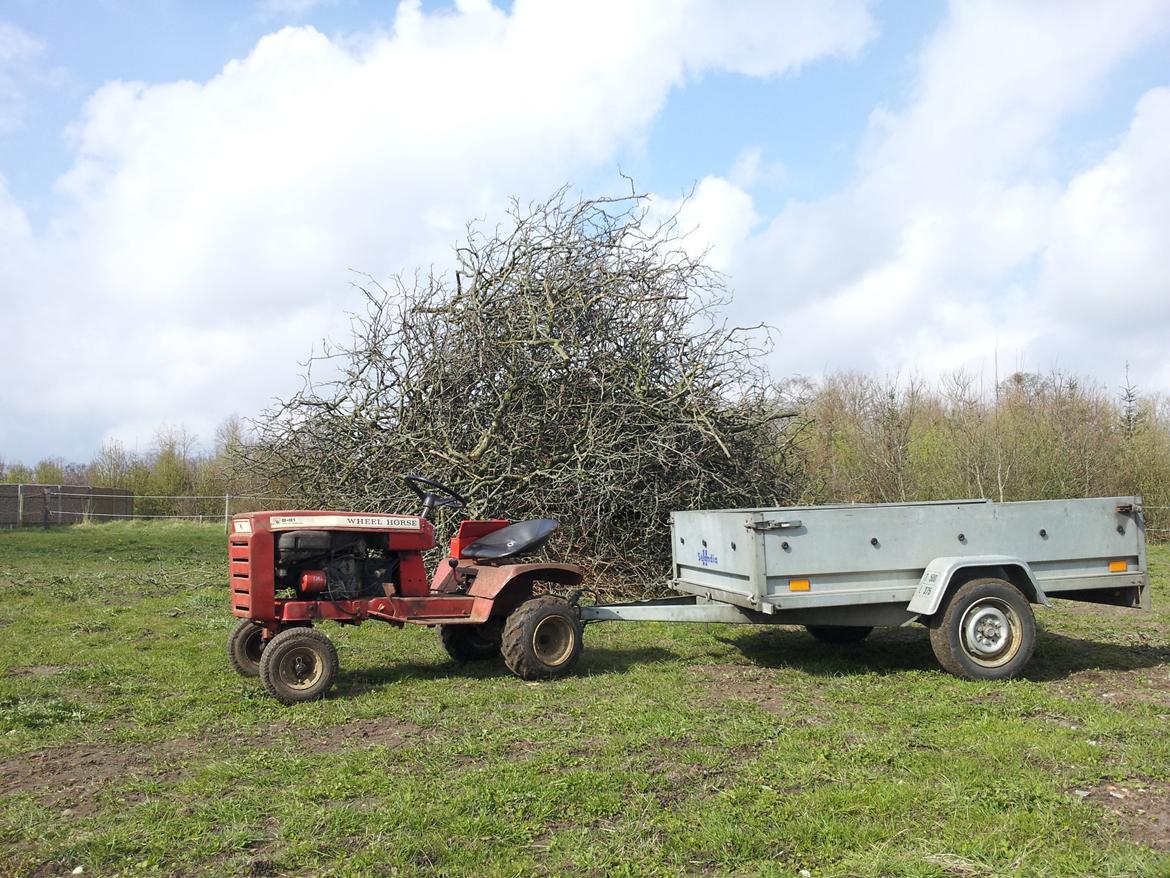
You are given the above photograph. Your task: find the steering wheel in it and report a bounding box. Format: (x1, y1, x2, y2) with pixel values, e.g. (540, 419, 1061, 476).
(402, 474, 468, 516)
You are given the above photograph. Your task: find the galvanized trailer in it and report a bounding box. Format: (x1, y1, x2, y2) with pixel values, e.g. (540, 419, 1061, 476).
(579, 496, 1150, 680)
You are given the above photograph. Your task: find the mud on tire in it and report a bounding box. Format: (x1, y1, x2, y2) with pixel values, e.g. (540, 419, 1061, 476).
(929, 577, 1036, 681)
(259, 627, 339, 704)
(501, 595, 583, 680)
(227, 619, 266, 677)
(439, 621, 503, 662)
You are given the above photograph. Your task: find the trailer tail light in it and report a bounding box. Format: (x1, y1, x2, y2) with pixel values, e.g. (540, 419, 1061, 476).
(1109, 560, 1127, 572)
(789, 579, 811, 592)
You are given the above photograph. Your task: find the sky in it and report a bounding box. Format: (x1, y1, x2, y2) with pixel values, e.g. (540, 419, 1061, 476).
(1, 0, 1169, 466)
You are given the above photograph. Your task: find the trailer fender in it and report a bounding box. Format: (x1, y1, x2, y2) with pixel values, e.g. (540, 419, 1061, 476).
(907, 555, 1049, 617)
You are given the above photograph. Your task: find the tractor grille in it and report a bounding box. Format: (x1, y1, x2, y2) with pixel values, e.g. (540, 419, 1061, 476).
(229, 536, 252, 616)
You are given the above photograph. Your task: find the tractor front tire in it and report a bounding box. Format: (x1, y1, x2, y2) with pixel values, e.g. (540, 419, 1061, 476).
(805, 625, 874, 645)
(259, 627, 339, 704)
(929, 578, 1035, 681)
(502, 596, 583, 681)
(227, 619, 266, 677)
(439, 621, 503, 662)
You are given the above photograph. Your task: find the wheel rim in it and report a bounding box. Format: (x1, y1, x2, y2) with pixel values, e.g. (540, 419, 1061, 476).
(277, 645, 324, 690)
(959, 599, 1022, 668)
(531, 615, 574, 667)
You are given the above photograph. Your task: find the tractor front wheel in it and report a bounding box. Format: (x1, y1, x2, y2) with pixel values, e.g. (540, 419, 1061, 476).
(502, 596, 583, 681)
(227, 619, 266, 677)
(259, 628, 339, 704)
(439, 621, 503, 662)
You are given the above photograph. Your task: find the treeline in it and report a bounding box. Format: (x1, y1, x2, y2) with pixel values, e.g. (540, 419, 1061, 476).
(3, 372, 1167, 535)
(786, 371, 1169, 537)
(0, 418, 269, 516)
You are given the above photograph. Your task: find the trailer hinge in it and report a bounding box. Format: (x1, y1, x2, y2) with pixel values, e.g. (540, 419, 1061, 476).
(747, 519, 803, 532)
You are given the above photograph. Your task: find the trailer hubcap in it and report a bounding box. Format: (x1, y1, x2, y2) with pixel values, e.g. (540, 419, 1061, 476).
(960, 600, 1020, 666)
(278, 646, 324, 690)
(532, 616, 574, 667)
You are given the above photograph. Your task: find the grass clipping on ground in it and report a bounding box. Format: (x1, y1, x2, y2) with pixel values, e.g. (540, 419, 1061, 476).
(0, 521, 1168, 878)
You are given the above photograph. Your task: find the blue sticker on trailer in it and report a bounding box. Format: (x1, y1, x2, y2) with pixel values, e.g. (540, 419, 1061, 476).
(697, 548, 718, 566)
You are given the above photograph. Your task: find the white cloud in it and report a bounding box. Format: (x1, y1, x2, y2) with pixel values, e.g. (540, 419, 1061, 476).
(1041, 87, 1170, 326)
(0, 21, 44, 133)
(0, 0, 876, 461)
(706, 0, 1170, 388)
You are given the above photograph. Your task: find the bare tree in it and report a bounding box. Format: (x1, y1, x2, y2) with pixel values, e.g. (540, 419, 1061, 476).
(243, 188, 801, 588)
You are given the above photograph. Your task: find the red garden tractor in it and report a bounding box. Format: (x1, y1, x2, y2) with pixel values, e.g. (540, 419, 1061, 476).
(227, 475, 586, 703)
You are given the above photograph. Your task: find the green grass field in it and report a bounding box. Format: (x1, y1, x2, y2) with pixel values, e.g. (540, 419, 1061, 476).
(1, 522, 1168, 878)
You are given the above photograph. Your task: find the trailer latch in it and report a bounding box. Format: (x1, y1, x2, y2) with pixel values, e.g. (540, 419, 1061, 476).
(747, 519, 803, 532)
(1115, 503, 1142, 515)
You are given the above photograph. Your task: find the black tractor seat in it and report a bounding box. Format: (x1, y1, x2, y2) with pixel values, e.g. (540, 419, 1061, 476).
(461, 518, 559, 562)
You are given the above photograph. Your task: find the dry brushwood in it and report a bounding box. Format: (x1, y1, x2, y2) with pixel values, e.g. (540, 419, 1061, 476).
(241, 187, 802, 592)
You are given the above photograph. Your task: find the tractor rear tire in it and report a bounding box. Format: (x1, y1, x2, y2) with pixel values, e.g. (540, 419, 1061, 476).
(928, 578, 1035, 681)
(228, 619, 266, 677)
(805, 625, 874, 644)
(501, 596, 582, 681)
(259, 627, 339, 704)
(439, 621, 503, 662)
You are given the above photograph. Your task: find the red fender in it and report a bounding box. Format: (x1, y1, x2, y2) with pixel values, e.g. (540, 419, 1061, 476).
(466, 562, 585, 620)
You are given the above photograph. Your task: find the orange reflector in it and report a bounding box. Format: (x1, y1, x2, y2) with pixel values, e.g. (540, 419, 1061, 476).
(1109, 560, 1127, 572)
(789, 579, 811, 592)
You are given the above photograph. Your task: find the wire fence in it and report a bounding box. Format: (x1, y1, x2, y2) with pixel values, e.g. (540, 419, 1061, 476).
(0, 486, 315, 531)
(4, 488, 1169, 538)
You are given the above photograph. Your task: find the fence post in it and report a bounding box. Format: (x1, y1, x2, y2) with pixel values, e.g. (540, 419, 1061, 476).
(224, 494, 231, 534)
(16, 484, 23, 527)
(42, 489, 50, 529)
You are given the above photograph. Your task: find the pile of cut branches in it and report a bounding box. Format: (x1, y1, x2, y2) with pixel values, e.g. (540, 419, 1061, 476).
(242, 188, 801, 591)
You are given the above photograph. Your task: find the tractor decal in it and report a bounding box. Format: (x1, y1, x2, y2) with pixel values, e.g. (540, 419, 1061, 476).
(268, 515, 422, 531)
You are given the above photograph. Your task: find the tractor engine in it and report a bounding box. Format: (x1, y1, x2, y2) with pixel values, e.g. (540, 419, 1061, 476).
(275, 530, 397, 601)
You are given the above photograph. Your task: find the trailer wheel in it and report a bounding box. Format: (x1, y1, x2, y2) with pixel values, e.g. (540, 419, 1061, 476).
(501, 596, 582, 680)
(259, 627, 339, 704)
(929, 578, 1035, 680)
(439, 621, 503, 662)
(805, 625, 873, 644)
(227, 619, 266, 677)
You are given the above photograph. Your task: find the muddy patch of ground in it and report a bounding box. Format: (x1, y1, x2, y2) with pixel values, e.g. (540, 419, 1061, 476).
(0, 716, 428, 818)
(1055, 667, 1170, 707)
(688, 663, 827, 723)
(6, 665, 65, 678)
(267, 716, 425, 753)
(1070, 780, 1170, 852)
(0, 741, 189, 816)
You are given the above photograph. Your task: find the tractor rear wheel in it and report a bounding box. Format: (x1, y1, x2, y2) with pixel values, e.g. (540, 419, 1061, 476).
(805, 625, 874, 645)
(227, 619, 266, 677)
(501, 596, 583, 680)
(259, 627, 339, 704)
(439, 621, 503, 662)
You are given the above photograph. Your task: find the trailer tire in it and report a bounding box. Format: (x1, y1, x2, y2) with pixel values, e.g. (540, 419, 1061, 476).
(929, 578, 1035, 680)
(227, 619, 265, 677)
(259, 627, 339, 704)
(501, 596, 582, 680)
(805, 625, 873, 644)
(439, 621, 503, 662)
